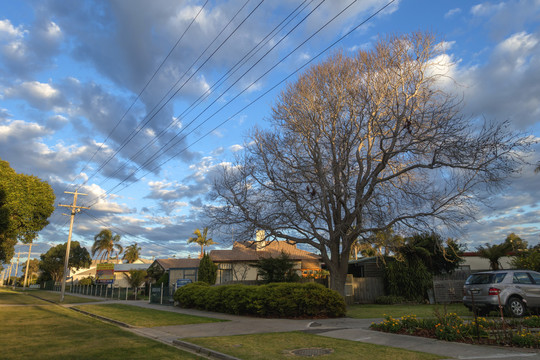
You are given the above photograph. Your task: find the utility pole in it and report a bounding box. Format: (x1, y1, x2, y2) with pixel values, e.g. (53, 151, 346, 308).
(23, 242, 33, 289)
(12, 251, 20, 289)
(7, 261, 13, 286)
(58, 190, 88, 302)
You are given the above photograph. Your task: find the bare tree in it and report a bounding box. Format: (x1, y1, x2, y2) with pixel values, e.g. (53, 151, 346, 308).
(208, 32, 530, 295)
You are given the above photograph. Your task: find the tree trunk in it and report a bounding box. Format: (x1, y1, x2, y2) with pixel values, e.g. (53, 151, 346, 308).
(327, 253, 350, 297)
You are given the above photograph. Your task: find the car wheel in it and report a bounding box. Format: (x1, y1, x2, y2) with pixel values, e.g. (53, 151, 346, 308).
(506, 297, 526, 317)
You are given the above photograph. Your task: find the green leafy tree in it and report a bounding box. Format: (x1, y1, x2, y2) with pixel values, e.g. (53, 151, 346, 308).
(503, 233, 528, 252)
(187, 227, 217, 258)
(477, 242, 512, 270)
(0, 159, 55, 263)
(39, 241, 92, 283)
(511, 248, 540, 272)
(197, 253, 217, 285)
(122, 243, 141, 263)
(123, 269, 147, 300)
(384, 258, 432, 301)
(398, 233, 464, 275)
(91, 228, 123, 263)
(147, 263, 165, 284)
(253, 252, 300, 283)
(21, 258, 40, 283)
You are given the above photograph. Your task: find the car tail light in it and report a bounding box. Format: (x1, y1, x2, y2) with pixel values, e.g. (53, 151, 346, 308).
(488, 288, 500, 295)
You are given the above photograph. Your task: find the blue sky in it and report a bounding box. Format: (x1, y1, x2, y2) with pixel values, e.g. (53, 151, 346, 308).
(1, 0, 540, 266)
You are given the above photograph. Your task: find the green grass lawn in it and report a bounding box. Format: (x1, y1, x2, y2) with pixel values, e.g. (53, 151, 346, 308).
(21, 289, 104, 304)
(347, 303, 470, 319)
(75, 303, 225, 327)
(0, 288, 50, 305)
(187, 332, 445, 360)
(0, 303, 202, 359)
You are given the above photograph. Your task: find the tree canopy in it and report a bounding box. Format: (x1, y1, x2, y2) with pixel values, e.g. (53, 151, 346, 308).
(187, 227, 217, 258)
(91, 228, 123, 263)
(39, 241, 92, 283)
(0, 159, 55, 263)
(208, 32, 529, 295)
(122, 243, 141, 263)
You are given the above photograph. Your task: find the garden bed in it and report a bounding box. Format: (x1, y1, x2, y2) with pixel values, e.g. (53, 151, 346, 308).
(370, 313, 540, 348)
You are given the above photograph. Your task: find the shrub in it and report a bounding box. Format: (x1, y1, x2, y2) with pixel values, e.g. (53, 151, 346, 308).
(198, 253, 217, 285)
(384, 259, 432, 301)
(252, 252, 300, 283)
(78, 276, 94, 286)
(174, 282, 346, 318)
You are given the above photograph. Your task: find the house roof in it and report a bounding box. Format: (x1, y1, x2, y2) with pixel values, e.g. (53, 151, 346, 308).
(114, 263, 151, 272)
(209, 241, 320, 262)
(153, 258, 201, 270)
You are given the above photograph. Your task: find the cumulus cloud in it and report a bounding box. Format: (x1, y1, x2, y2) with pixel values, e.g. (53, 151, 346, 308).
(4, 81, 65, 110)
(453, 31, 540, 129)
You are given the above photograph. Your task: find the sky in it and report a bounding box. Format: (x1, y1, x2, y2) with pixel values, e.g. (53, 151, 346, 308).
(1, 0, 540, 269)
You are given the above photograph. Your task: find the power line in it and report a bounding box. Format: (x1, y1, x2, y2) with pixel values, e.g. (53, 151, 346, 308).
(71, 0, 396, 247)
(84, 0, 263, 190)
(97, 0, 315, 187)
(88, 0, 387, 206)
(81, 210, 187, 258)
(69, 0, 210, 194)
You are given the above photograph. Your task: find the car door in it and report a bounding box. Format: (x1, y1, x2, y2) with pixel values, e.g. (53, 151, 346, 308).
(526, 271, 540, 307)
(513, 272, 540, 307)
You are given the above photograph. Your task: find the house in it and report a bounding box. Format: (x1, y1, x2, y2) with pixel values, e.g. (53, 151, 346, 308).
(71, 258, 153, 285)
(460, 252, 515, 272)
(148, 258, 201, 287)
(149, 240, 322, 286)
(209, 240, 322, 284)
(113, 263, 151, 287)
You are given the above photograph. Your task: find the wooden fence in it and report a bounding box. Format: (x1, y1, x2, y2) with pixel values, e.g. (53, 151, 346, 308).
(350, 277, 385, 304)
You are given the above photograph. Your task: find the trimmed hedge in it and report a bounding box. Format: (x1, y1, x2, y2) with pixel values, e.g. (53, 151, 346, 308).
(174, 282, 346, 318)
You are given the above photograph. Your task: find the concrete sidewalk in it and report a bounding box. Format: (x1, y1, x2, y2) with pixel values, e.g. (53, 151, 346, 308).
(114, 300, 540, 360)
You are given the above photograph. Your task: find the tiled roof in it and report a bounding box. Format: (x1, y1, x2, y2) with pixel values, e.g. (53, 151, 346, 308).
(153, 258, 201, 270)
(209, 241, 320, 262)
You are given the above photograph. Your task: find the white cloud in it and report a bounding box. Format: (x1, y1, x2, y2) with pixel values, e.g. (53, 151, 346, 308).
(444, 8, 461, 18)
(0, 19, 25, 39)
(4, 81, 64, 110)
(229, 144, 243, 152)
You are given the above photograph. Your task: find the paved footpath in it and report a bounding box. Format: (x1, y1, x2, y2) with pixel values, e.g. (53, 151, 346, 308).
(77, 299, 539, 360)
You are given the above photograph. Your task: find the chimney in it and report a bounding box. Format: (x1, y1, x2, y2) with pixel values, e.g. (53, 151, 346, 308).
(255, 230, 265, 251)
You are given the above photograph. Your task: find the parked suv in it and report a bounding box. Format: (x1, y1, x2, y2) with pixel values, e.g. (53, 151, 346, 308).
(463, 270, 540, 317)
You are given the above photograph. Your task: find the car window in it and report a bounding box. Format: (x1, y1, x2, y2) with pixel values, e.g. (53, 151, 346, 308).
(466, 273, 506, 284)
(513, 272, 533, 284)
(528, 272, 540, 284)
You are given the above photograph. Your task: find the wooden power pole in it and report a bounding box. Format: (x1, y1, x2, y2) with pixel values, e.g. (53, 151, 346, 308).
(23, 242, 33, 289)
(58, 190, 88, 302)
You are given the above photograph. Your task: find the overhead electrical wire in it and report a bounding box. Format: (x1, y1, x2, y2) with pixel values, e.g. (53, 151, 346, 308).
(87, 0, 383, 207)
(84, 0, 263, 189)
(72, 0, 397, 250)
(99, 0, 315, 186)
(68, 0, 210, 196)
(86, 0, 329, 207)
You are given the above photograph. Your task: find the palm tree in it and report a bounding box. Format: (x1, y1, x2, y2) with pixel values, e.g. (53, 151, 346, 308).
(477, 242, 512, 270)
(123, 269, 147, 300)
(122, 243, 141, 264)
(187, 227, 217, 258)
(92, 228, 123, 263)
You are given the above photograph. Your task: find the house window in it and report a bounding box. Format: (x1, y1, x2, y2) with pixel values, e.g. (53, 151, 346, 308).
(221, 269, 233, 283)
